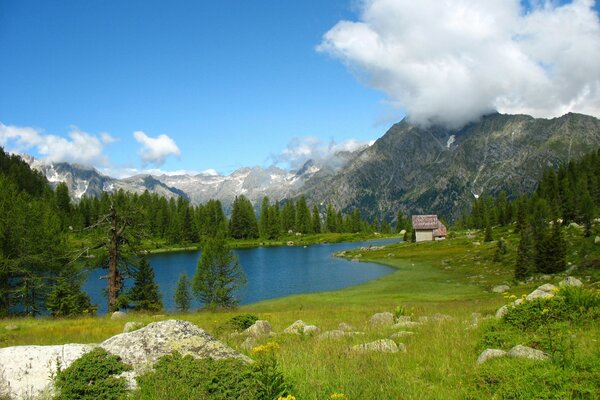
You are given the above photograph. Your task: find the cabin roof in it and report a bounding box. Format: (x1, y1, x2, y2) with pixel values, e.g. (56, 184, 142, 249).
(412, 215, 441, 230)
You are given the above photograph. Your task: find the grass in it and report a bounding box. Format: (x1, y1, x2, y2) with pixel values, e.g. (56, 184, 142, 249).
(2, 225, 599, 399)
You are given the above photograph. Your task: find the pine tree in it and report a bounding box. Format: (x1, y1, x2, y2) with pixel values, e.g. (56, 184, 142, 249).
(484, 217, 493, 242)
(266, 202, 281, 239)
(129, 256, 163, 312)
(350, 209, 362, 233)
(259, 196, 270, 238)
(46, 277, 95, 317)
(536, 221, 566, 274)
(229, 195, 259, 239)
(515, 225, 534, 280)
(174, 273, 192, 312)
(326, 204, 337, 233)
(281, 201, 296, 233)
(311, 205, 321, 234)
(193, 233, 246, 309)
(295, 196, 311, 234)
(396, 210, 408, 233)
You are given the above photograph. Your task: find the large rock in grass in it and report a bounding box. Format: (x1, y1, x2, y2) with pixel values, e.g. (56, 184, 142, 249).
(100, 320, 250, 372)
(477, 349, 507, 364)
(507, 345, 549, 361)
(369, 312, 395, 326)
(0, 344, 95, 399)
(491, 285, 510, 293)
(495, 305, 509, 319)
(244, 320, 272, 338)
(559, 276, 583, 288)
(283, 320, 320, 335)
(526, 284, 557, 301)
(111, 311, 127, 320)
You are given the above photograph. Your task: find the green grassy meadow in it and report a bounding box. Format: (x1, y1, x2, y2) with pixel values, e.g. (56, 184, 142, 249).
(2, 227, 599, 399)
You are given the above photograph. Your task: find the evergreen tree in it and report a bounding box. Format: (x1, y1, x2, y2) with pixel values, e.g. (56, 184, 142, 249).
(536, 221, 567, 274)
(295, 196, 311, 234)
(311, 205, 321, 234)
(129, 256, 163, 312)
(325, 204, 337, 233)
(281, 201, 296, 233)
(484, 217, 493, 242)
(229, 195, 259, 239)
(350, 209, 362, 233)
(174, 273, 192, 312)
(336, 211, 344, 233)
(396, 210, 408, 233)
(259, 196, 270, 238)
(515, 225, 535, 280)
(266, 202, 281, 239)
(193, 233, 246, 309)
(46, 277, 95, 317)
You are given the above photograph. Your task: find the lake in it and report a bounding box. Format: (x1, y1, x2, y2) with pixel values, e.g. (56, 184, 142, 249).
(84, 238, 399, 314)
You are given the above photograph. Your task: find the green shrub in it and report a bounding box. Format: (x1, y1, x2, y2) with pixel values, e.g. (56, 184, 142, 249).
(560, 286, 600, 310)
(216, 313, 258, 335)
(132, 352, 257, 400)
(53, 348, 131, 400)
(251, 341, 293, 400)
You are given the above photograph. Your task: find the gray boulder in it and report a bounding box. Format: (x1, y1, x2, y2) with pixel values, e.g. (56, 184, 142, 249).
(526, 284, 557, 301)
(0, 344, 95, 399)
(369, 312, 395, 326)
(507, 345, 549, 361)
(111, 311, 127, 320)
(491, 285, 510, 293)
(244, 320, 272, 338)
(477, 349, 507, 364)
(100, 320, 251, 372)
(283, 320, 320, 335)
(495, 305, 509, 319)
(4, 324, 18, 331)
(352, 339, 405, 354)
(559, 276, 583, 288)
(123, 321, 145, 333)
(595, 236, 600, 244)
(240, 336, 257, 351)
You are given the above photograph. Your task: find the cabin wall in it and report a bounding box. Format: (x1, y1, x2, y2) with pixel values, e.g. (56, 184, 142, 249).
(415, 230, 433, 242)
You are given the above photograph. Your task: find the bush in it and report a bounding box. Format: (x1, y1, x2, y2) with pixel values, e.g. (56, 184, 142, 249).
(53, 348, 131, 400)
(132, 352, 257, 400)
(216, 313, 259, 335)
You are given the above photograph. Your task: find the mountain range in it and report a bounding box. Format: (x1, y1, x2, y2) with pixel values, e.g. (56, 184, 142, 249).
(23, 112, 600, 221)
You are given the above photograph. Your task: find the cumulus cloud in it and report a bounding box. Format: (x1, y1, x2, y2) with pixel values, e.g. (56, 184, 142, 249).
(318, 0, 600, 128)
(133, 131, 181, 166)
(0, 122, 110, 165)
(274, 136, 372, 169)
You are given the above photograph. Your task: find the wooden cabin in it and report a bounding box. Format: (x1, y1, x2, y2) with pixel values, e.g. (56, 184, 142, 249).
(411, 215, 447, 242)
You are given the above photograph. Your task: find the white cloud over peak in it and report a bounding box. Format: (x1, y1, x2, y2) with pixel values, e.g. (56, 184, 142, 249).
(133, 131, 181, 166)
(318, 0, 600, 128)
(0, 122, 109, 165)
(275, 136, 372, 169)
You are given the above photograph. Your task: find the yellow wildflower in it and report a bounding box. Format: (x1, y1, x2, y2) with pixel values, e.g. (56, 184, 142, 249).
(251, 341, 280, 355)
(277, 396, 296, 400)
(509, 294, 517, 300)
(542, 308, 549, 314)
(521, 294, 527, 299)
(330, 394, 349, 399)
(551, 287, 561, 293)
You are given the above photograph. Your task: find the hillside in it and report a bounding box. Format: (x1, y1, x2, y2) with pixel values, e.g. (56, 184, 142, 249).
(301, 113, 600, 222)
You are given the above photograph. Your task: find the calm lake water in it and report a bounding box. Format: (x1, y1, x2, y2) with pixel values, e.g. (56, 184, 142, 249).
(84, 238, 399, 314)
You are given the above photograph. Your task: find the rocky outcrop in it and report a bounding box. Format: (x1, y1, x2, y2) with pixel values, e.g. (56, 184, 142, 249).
(0, 344, 95, 399)
(100, 320, 250, 372)
(123, 321, 144, 333)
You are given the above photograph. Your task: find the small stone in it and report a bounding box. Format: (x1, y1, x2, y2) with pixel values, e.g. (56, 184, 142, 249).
(559, 276, 583, 288)
(594, 236, 600, 245)
(568, 222, 581, 229)
(244, 320, 272, 338)
(507, 345, 549, 361)
(537, 283, 557, 292)
(318, 330, 346, 340)
(352, 339, 404, 354)
(491, 285, 510, 293)
(477, 349, 507, 364)
(430, 313, 452, 322)
(110, 311, 127, 320)
(472, 242, 481, 246)
(495, 305, 509, 319)
(4, 324, 18, 331)
(123, 322, 144, 333)
(395, 316, 412, 323)
(369, 312, 395, 326)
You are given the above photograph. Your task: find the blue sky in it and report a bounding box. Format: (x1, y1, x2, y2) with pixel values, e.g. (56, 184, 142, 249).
(1, 0, 599, 176)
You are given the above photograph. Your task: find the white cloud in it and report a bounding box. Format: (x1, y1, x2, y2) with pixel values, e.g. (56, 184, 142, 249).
(275, 136, 372, 169)
(133, 131, 181, 166)
(0, 122, 110, 165)
(318, 0, 600, 128)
